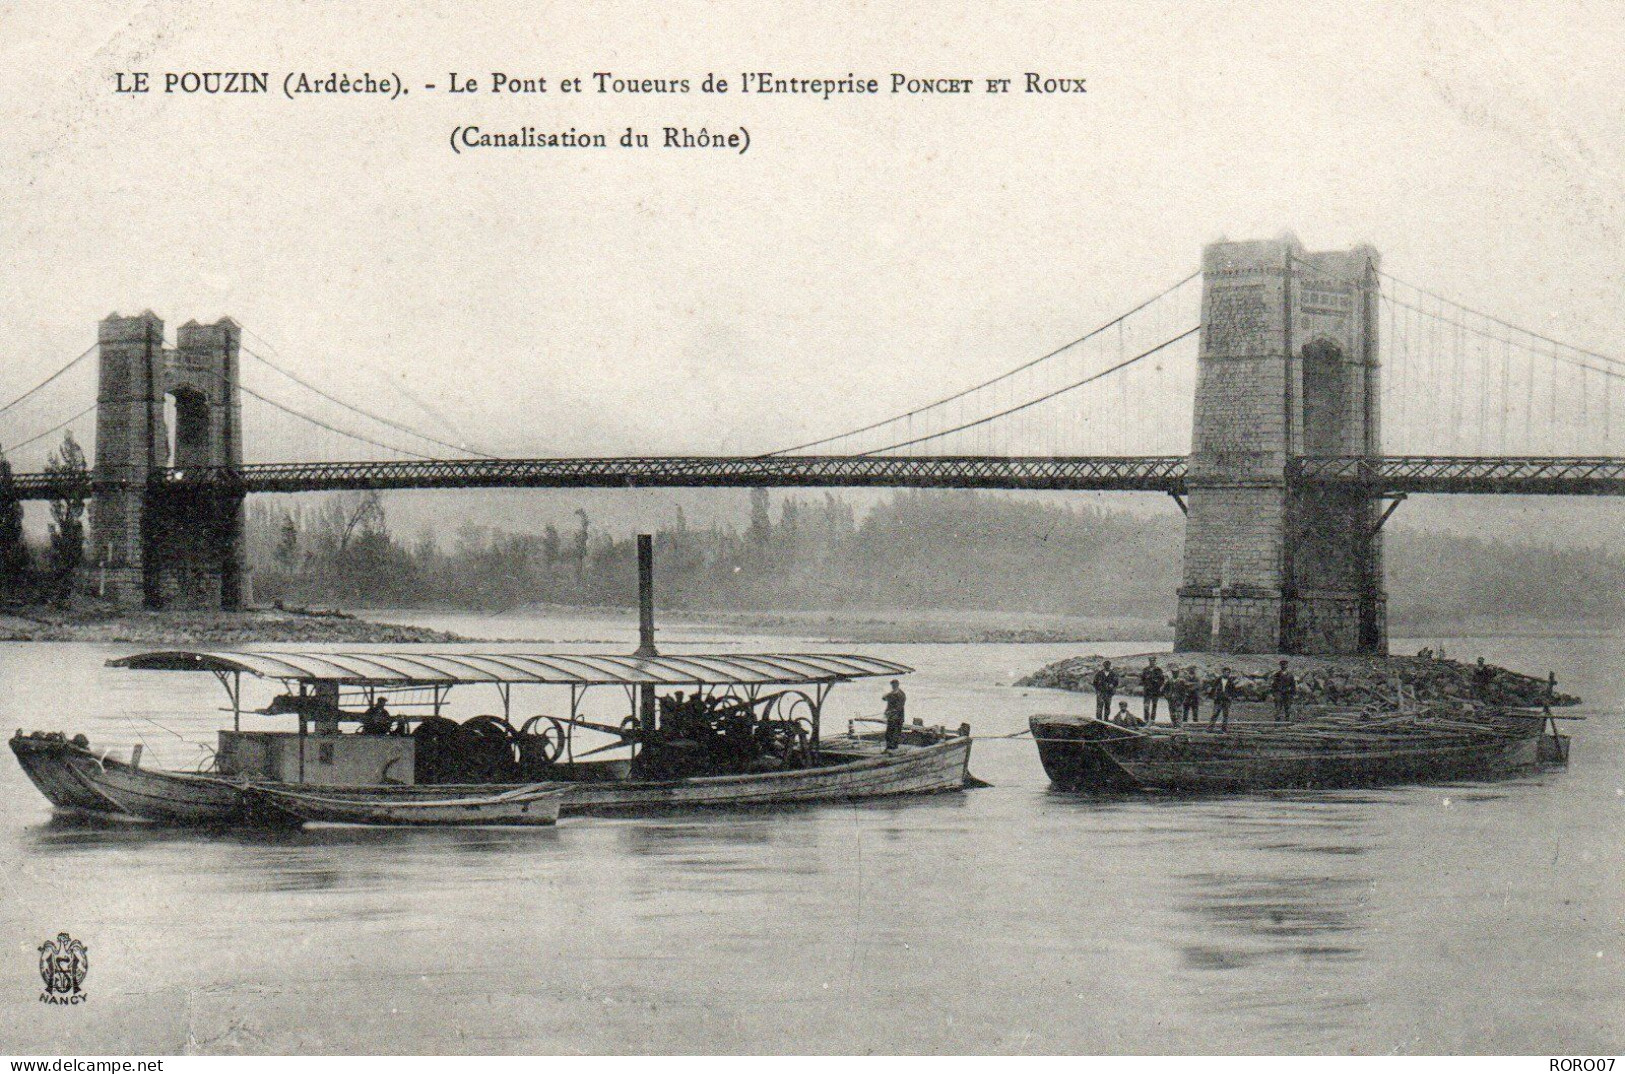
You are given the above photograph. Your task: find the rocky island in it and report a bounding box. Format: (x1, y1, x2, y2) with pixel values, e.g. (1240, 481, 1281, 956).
(1017, 651, 1579, 709)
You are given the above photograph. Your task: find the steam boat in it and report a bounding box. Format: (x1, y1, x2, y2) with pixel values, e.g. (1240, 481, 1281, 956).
(10, 538, 974, 827)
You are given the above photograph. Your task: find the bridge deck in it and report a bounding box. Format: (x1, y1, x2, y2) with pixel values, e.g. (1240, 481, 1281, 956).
(10, 455, 1625, 499)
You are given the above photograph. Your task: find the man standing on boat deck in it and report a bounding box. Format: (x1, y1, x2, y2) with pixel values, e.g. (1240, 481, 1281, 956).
(1209, 668, 1235, 732)
(1140, 657, 1167, 724)
(1164, 668, 1187, 726)
(1091, 660, 1120, 721)
(882, 679, 907, 751)
(1271, 660, 1297, 722)
(1181, 667, 1201, 725)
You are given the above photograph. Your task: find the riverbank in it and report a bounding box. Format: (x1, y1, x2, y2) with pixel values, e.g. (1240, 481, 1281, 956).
(1017, 650, 1581, 708)
(0, 604, 468, 644)
(482, 603, 1172, 644)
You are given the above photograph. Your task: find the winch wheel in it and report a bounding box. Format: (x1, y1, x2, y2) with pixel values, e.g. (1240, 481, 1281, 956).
(517, 716, 566, 765)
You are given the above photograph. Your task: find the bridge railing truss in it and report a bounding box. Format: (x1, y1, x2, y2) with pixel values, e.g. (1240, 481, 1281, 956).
(1292, 456, 1625, 495)
(12, 454, 1625, 499)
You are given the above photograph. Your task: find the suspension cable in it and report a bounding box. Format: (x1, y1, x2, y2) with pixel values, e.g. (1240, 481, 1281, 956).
(238, 384, 437, 460)
(1382, 270, 1625, 371)
(2, 403, 95, 455)
(766, 270, 1201, 455)
(1378, 292, 1625, 384)
(858, 326, 1200, 455)
(1290, 254, 1625, 376)
(239, 342, 493, 458)
(0, 343, 95, 417)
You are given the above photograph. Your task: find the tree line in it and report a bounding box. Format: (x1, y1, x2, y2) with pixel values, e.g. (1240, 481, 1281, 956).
(245, 487, 1186, 614)
(246, 485, 1625, 628)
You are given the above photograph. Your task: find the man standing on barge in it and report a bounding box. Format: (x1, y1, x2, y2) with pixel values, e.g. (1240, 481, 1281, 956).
(1181, 667, 1201, 725)
(1091, 660, 1120, 722)
(1271, 659, 1297, 722)
(1209, 668, 1236, 732)
(1140, 656, 1167, 724)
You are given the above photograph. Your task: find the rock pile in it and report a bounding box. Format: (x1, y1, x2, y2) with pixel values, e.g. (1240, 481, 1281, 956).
(1016, 651, 1579, 709)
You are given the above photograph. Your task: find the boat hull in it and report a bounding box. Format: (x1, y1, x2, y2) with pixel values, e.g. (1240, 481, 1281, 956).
(1031, 713, 1545, 793)
(10, 733, 252, 824)
(12, 731, 972, 823)
(560, 735, 973, 815)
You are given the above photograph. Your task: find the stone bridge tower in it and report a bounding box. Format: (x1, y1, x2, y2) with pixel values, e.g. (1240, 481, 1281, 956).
(1175, 236, 1385, 655)
(90, 312, 246, 609)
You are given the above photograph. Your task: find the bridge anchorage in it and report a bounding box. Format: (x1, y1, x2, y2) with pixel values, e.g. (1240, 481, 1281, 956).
(10, 235, 1623, 655)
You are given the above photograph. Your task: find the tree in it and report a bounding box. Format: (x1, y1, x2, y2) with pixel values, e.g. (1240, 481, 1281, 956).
(542, 523, 560, 570)
(572, 508, 589, 582)
(0, 448, 28, 602)
(274, 510, 300, 571)
(747, 488, 772, 551)
(45, 432, 88, 605)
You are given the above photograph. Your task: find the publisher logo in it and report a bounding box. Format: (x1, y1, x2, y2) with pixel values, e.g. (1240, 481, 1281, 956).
(37, 932, 88, 1005)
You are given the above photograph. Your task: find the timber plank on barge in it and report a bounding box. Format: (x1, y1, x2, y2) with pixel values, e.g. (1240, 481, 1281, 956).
(1030, 707, 1570, 794)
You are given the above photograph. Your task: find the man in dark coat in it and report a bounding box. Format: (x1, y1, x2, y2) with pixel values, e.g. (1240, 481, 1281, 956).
(882, 680, 907, 751)
(360, 696, 393, 735)
(1091, 660, 1120, 721)
(1140, 656, 1168, 724)
(1271, 659, 1297, 722)
(1164, 669, 1187, 727)
(1181, 667, 1201, 725)
(1209, 668, 1235, 732)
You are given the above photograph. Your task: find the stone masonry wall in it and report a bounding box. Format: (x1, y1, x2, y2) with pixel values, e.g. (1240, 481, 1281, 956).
(88, 313, 246, 609)
(1177, 237, 1385, 654)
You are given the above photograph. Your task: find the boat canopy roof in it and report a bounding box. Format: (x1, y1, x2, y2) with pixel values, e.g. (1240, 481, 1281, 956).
(107, 649, 914, 687)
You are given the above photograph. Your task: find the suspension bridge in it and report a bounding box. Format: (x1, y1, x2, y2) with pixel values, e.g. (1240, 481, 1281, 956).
(4, 235, 1623, 654)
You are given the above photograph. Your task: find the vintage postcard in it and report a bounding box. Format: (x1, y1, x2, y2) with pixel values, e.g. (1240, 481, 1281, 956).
(0, 0, 1620, 1062)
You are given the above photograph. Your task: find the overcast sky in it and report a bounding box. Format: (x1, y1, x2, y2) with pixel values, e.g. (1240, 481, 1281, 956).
(2, 1, 1624, 539)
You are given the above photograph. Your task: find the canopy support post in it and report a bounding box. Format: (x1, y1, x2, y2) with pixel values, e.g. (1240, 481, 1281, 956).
(232, 670, 241, 732)
(568, 684, 581, 763)
(813, 683, 830, 760)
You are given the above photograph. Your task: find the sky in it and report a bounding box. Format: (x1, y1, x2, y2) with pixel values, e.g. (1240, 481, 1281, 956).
(2, 0, 1624, 541)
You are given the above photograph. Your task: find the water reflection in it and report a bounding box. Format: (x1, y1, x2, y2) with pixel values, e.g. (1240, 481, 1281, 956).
(1178, 873, 1368, 967)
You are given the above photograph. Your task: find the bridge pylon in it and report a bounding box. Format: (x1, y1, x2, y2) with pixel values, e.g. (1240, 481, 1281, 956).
(89, 312, 246, 610)
(1175, 236, 1387, 655)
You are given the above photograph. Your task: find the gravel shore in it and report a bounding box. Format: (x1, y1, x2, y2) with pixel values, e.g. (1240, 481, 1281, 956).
(0, 606, 468, 645)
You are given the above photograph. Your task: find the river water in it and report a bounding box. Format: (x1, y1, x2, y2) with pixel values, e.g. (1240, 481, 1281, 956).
(0, 614, 1619, 1054)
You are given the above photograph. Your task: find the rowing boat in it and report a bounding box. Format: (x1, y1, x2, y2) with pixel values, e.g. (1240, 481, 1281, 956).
(243, 781, 565, 826)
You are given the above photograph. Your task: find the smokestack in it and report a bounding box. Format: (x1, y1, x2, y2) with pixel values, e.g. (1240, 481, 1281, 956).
(635, 533, 658, 657)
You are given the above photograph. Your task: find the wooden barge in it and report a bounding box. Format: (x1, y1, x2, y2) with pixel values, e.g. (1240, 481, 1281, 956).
(1030, 706, 1571, 794)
